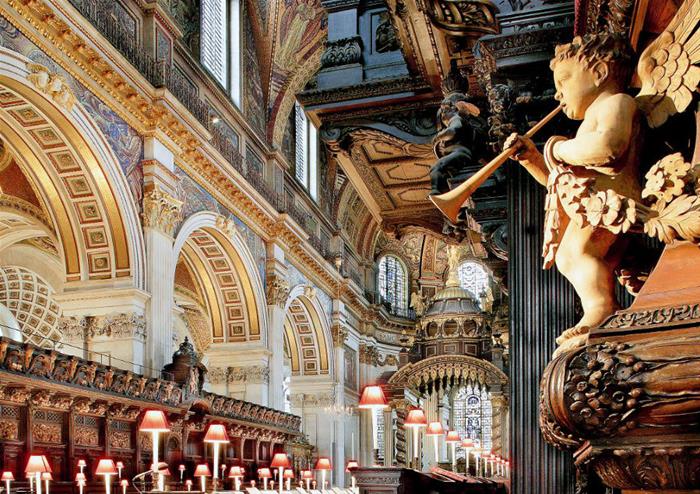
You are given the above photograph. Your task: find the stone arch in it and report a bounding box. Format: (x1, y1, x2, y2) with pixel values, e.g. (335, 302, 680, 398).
(0, 48, 144, 287)
(282, 285, 333, 377)
(173, 212, 267, 348)
(388, 354, 508, 390)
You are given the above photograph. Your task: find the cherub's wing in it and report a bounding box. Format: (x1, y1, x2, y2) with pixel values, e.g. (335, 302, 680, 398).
(636, 0, 700, 127)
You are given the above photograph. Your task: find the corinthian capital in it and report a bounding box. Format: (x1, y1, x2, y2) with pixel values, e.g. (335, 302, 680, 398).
(331, 323, 348, 348)
(266, 274, 290, 308)
(143, 185, 183, 236)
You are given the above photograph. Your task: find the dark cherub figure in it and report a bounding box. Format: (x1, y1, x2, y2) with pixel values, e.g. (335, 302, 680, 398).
(429, 93, 487, 195)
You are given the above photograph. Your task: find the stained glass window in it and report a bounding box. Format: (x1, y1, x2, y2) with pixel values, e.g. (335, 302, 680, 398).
(453, 382, 492, 457)
(457, 261, 490, 303)
(374, 407, 385, 462)
(377, 255, 407, 310)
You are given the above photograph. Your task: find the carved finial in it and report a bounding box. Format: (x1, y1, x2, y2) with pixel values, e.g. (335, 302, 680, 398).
(445, 245, 462, 287)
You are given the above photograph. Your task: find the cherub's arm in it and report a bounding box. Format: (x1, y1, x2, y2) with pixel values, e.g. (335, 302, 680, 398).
(504, 133, 549, 186)
(554, 94, 636, 172)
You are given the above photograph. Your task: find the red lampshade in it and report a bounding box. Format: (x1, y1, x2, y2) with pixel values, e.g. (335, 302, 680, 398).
(461, 439, 475, 448)
(162, 469, 172, 476)
(139, 410, 170, 433)
(314, 458, 332, 471)
(283, 470, 294, 479)
(345, 460, 359, 472)
(178, 465, 186, 472)
(25, 456, 52, 474)
(358, 385, 388, 409)
(404, 408, 427, 428)
(75, 474, 86, 483)
(257, 468, 272, 479)
(116, 462, 124, 469)
(77, 460, 87, 468)
(120, 480, 128, 487)
(228, 467, 242, 478)
(445, 430, 461, 443)
(426, 421, 445, 436)
(193, 465, 211, 477)
(185, 480, 193, 486)
(301, 470, 313, 480)
(95, 459, 117, 476)
(203, 424, 230, 443)
(41, 473, 52, 481)
(270, 454, 291, 469)
(2, 472, 14, 481)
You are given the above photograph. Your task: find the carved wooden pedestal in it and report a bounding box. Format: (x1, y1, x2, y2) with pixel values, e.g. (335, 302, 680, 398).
(540, 242, 700, 492)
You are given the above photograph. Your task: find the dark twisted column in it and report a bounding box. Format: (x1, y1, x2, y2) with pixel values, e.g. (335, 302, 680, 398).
(394, 403, 408, 467)
(508, 165, 577, 494)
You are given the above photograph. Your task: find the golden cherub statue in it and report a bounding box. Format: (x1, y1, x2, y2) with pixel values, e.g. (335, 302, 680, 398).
(504, 0, 700, 350)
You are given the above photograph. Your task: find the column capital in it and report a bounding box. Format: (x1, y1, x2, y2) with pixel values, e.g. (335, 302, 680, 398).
(331, 322, 348, 348)
(266, 273, 290, 308)
(143, 184, 183, 237)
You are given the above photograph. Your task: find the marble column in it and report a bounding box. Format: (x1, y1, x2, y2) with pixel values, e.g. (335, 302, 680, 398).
(142, 141, 182, 374)
(331, 303, 348, 485)
(266, 241, 289, 410)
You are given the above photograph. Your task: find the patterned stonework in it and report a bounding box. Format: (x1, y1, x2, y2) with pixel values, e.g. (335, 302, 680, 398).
(208, 365, 270, 385)
(59, 312, 146, 342)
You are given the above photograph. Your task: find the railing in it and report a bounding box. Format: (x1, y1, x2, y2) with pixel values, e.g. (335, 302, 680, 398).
(374, 295, 417, 321)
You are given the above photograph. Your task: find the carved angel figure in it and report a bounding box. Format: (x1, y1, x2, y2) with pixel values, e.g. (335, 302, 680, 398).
(410, 291, 427, 316)
(505, 2, 700, 351)
(430, 92, 488, 195)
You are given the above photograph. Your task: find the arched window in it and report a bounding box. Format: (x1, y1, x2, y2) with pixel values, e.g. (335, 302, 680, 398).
(453, 382, 492, 456)
(377, 255, 407, 311)
(457, 261, 490, 302)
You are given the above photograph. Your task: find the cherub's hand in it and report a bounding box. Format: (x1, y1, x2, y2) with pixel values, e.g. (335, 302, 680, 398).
(504, 132, 539, 162)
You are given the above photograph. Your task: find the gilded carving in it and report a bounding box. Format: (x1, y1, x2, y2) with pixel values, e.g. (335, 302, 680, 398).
(331, 323, 348, 348)
(0, 419, 18, 440)
(32, 423, 61, 443)
(110, 431, 131, 450)
(266, 275, 290, 308)
(26, 62, 75, 110)
(74, 426, 99, 446)
(142, 185, 183, 236)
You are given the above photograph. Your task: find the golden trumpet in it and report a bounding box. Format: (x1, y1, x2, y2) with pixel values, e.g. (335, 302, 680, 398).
(430, 105, 563, 223)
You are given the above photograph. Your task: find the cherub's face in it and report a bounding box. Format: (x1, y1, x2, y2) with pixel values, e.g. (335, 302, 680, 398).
(552, 58, 601, 120)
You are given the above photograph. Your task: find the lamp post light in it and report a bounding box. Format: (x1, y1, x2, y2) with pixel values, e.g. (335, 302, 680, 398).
(179, 465, 186, 483)
(185, 480, 192, 492)
(445, 431, 461, 471)
(403, 408, 427, 470)
(358, 385, 389, 453)
(269, 454, 290, 494)
(116, 462, 124, 480)
(482, 451, 492, 477)
(314, 458, 332, 490)
(461, 439, 474, 475)
(227, 467, 242, 492)
(301, 470, 313, 491)
(139, 411, 170, 490)
(283, 470, 294, 491)
(193, 465, 211, 493)
(40, 472, 52, 494)
(95, 459, 118, 494)
(203, 424, 229, 490)
(345, 460, 358, 491)
(2, 471, 14, 494)
(77, 460, 86, 475)
(257, 468, 271, 490)
(25, 455, 52, 494)
(425, 422, 445, 465)
(120, 479, 128, 494)
(75, 474, 86, 494)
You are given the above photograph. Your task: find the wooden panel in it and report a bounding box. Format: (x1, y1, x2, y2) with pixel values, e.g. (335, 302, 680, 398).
(508, 165, 577, 494)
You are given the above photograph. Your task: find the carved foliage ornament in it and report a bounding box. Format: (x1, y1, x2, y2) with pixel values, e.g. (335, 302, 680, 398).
(142, 185, 183, 236)
(320, 36, 362, 68)
(26, 63, 76, 110)
(266, 275, 290, 308)
(425, 0, 500, 37)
